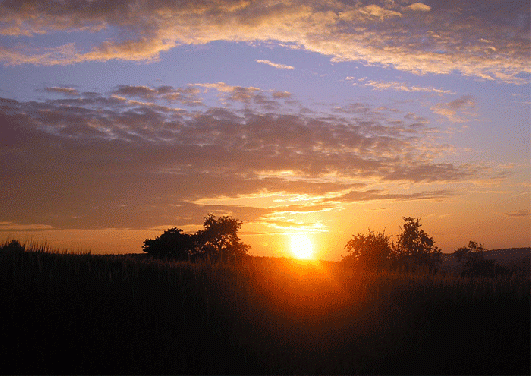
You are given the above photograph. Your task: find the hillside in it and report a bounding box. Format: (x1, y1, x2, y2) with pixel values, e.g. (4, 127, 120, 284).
(441, 247, 530, 274)
(483, 247, 531, 262)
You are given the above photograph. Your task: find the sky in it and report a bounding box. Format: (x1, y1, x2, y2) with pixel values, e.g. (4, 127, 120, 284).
(0, 0, 530, 260)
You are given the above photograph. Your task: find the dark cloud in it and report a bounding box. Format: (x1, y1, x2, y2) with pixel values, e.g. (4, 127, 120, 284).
(447, 95, 475, 111)
(505, 209, 530, 218)
(113, 85, 157, 98)
(112, 85, 202, 105)
(431, 95, 476, 122)
(382, 163, 476, 182)
(0, 83, 476, 230)
(327, 189, 453, 203)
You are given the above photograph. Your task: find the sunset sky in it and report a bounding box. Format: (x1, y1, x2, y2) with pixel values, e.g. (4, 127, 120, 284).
(1, 0, 529, 260)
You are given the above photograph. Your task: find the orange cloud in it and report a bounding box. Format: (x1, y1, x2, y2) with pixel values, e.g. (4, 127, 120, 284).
(357, 79, 455, 94)
(256, 59, 295, 69)
(44, 87, 80, 96)
(407, 3, 431, 12)
(0, 222, 54, 231)
(0, 1, 528, 83)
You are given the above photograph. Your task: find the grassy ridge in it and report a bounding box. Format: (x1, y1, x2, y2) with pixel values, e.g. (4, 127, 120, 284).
(1, 242, 529, 374)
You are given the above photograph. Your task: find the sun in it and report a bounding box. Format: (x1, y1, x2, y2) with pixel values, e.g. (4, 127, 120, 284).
(290, 233, 314, 259)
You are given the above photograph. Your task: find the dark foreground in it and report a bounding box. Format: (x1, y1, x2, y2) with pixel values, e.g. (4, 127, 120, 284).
(1, 246, 529, 374)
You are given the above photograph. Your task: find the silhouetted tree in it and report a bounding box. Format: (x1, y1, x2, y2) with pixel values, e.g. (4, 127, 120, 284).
(390, 217, 442, 273)
(195, 214, 250, 263)
(453, 241, 503, 277)
(143, 227, 195, 260)
(454, 241, 485, 264)
(343, 229, 391, 271)
(142, 214, 250, 263)
(0, 240, 25, 253)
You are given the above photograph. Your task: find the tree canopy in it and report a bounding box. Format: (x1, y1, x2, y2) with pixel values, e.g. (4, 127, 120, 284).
(343, 217, 442, 273)
(343, 229, 391, 271)
(143, 214, 250, 263)
(142, 228, 195, 260)
(390, 217, 442, 273)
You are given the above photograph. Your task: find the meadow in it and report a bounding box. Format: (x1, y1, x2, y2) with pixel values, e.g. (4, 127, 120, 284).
(1, 241, 529, 374)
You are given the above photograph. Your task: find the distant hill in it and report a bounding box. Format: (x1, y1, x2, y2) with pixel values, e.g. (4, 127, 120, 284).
(441, 247, 530, 275)
(483, 247, 530, 262)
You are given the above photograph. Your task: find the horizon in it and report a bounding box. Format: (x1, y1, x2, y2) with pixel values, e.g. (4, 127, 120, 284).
(2, 227, 530, 262)
(1, 0, 530, 261)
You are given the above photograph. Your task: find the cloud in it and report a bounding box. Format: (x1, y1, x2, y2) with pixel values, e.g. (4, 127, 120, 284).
(431, 95, 476, 122)
(44, 87, 80, 96)
(0, 222, 54, 231)
(505, 209, 530, 218)
(358, 4, 402, 19)
(272, 91, 292, 99)
(325, 189, 453, 203)
(256, 59, 295, 70)
(0, 0, 528, 83)
(407, 3, 431, 12)
(112, 85, 202, 105)
(357, 79, 455, 94)
(0, 83, 477, 230)
(256, 216, 329, 234)
(197, 82, 291, 107)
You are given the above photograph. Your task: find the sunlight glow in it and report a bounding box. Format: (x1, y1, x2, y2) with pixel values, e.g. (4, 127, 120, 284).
(290, 233, 314, 259)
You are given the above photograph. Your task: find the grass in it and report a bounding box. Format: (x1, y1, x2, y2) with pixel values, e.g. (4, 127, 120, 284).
(1, 240, 529, 374)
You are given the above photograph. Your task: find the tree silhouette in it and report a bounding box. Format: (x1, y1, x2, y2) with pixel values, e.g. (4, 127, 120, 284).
(0, 240, 25, 253)
(195, 214, 250, 263)
(142, 214, 250, 263)
(454, 241, 485, 264)
(391, 217, 442, 273)
(142, 227, 195, 260)
(453, 241, 502, 277)
(343, 229, 391, 271)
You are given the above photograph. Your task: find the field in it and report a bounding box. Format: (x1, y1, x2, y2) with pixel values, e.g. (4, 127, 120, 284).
(1, 242, 529, 374)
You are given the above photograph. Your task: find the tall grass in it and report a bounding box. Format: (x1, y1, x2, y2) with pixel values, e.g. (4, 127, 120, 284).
(1, 241, 529, 374)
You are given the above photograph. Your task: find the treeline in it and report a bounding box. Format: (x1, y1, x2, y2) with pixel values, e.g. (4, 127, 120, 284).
(342, 217, 527, 278)
(142, 214, 527, 278)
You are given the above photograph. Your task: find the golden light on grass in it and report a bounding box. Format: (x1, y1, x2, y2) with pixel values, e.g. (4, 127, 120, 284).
(289, 233, 314, 259)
